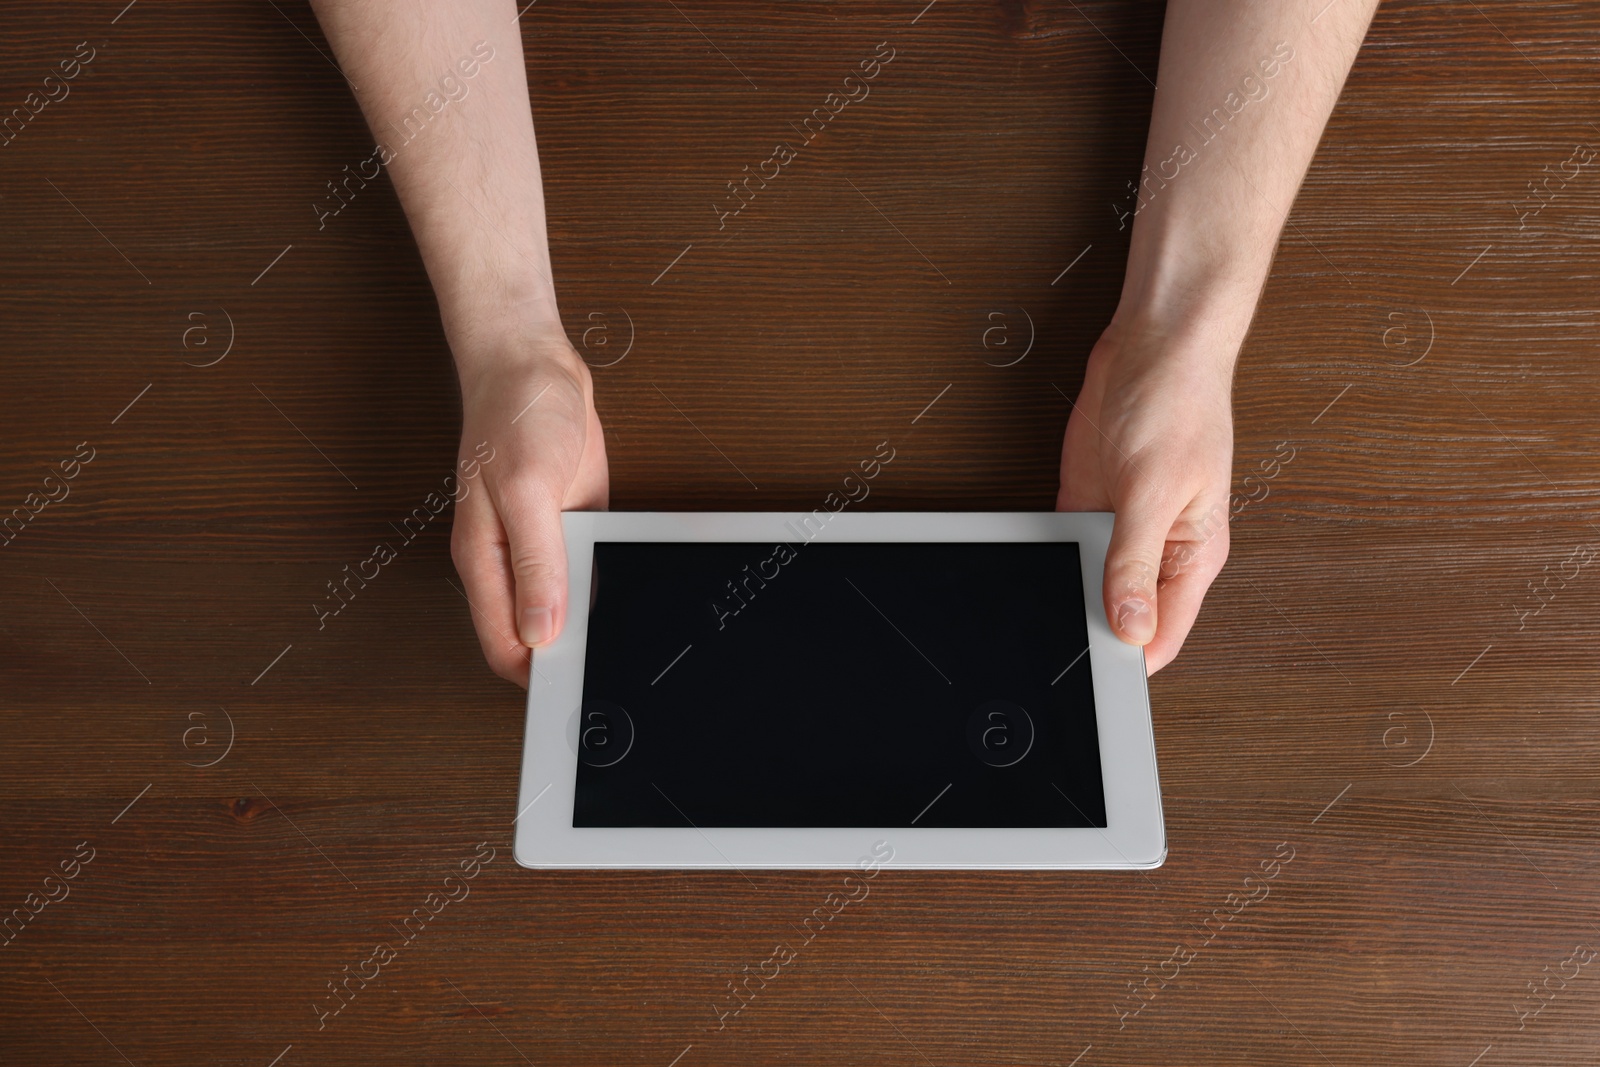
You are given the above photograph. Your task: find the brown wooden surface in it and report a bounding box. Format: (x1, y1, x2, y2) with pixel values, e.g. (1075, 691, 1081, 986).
(4, 1, 1600, 1063)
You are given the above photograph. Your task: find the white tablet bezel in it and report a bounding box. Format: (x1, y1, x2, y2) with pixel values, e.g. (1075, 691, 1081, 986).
(513, 511, 1164, 870)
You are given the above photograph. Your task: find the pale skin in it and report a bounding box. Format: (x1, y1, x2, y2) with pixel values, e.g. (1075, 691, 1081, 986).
(310, 0, 1381, 686)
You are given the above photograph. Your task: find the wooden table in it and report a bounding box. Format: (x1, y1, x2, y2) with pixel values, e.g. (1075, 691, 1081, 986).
(4, 1, 1598, 1063)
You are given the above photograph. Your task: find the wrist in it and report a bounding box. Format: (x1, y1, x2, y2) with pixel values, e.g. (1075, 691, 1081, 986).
(1113, 207, 1278, 372)
(438, 268, 562, 345)
(446, 297, 582, 401)
(439, 266, 568, 381)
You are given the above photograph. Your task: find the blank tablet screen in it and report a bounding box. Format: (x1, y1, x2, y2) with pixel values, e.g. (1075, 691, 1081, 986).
(572, 540, 1106, 828)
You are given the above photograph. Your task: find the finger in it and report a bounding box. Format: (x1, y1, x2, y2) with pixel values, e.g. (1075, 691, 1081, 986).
(1103, 482, 1188, 647)
(494, 460, 574, 652)
(492, 369, 593, 653)
(1145, 521, 1230, 673)
(450, 482, 530, 687)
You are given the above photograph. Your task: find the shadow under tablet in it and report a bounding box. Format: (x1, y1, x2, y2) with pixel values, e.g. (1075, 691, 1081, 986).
(573, 541, 1106, 829)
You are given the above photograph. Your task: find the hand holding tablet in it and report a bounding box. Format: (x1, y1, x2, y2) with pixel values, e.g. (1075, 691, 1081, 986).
(448, 327, 609, 688)
(513, 512, 1165, 870)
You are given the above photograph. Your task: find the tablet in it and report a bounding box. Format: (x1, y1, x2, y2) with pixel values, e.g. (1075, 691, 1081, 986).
(512, 512, 1164, 869)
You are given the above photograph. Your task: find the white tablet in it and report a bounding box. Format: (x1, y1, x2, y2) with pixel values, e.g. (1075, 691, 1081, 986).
(512, 511, 1164, 870)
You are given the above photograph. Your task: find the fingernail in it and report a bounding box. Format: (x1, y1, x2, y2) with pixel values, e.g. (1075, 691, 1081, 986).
(520, 607, 552, 647)
(1115, 599, 1155, 643)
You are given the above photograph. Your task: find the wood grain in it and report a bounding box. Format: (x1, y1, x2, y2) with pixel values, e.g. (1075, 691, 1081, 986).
(4, 1, 1600, 1064)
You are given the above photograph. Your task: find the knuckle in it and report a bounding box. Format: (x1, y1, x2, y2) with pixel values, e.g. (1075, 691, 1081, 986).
(1110, 556, 1160, 595)
(495, 463, 569, 517)
(449, 523, 495, 575)
(509, 552, 560, 589)
(449, 523, 471, 564)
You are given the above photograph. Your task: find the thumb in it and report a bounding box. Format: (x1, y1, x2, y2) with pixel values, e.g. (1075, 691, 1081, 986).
(1104, 488, 1181, 646)
(497, 477, 571, 649)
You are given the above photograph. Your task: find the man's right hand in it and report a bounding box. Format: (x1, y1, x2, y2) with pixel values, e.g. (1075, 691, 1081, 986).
(451, 316, 609, 687)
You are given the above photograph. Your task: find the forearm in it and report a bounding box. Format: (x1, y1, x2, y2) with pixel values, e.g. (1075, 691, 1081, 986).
(308, 0, 560, 363)
(1119, 0, 1380, 357)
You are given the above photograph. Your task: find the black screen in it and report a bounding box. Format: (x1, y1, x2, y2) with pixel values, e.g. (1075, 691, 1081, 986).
(572, 540, 1106, 828)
